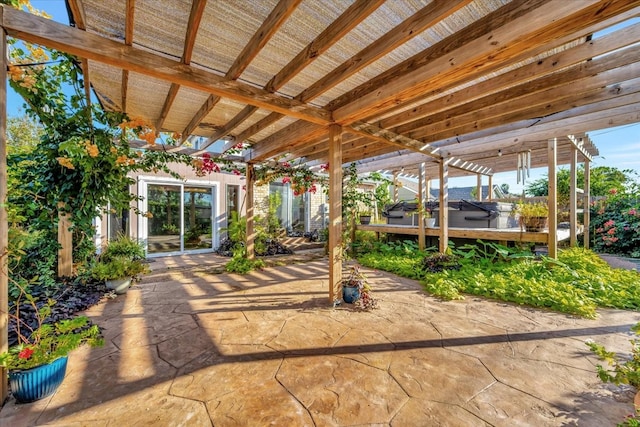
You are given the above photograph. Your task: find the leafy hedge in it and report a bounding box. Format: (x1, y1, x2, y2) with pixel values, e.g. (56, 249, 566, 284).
(358, 243, 640, 318)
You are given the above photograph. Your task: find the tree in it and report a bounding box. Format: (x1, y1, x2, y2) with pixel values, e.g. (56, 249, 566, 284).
(7, 113, 43, 155)
(525, 166, 634, 205)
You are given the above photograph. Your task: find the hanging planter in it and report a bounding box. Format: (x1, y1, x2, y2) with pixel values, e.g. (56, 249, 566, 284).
(9, 356, 68, 403)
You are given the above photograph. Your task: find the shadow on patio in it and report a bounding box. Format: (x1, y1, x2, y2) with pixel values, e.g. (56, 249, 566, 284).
(1, 258, 637, 426)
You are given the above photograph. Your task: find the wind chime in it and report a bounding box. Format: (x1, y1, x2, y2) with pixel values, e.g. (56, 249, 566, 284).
(516, 150, 531, 184)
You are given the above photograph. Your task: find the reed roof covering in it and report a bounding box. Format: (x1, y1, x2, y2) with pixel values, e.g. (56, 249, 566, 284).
(5, 0, 639, 177)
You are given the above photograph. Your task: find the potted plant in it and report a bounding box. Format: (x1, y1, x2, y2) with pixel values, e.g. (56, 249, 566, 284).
(359, 211, 372, 225)
(0, 285, 103, 403)
(342, 266, 377, 310)
(514, 201, 549, 232)
(91, 236, 149, 294)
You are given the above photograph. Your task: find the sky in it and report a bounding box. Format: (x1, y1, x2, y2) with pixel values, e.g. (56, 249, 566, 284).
(7, 1, 640, 194)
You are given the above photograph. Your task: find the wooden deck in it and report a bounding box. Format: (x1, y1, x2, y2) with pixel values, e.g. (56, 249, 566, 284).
(356, 224, 573, 244)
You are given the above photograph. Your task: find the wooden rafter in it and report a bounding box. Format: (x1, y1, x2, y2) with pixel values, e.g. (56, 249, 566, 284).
(200, 0, 384, 152)
(410, 63, 640, 149)
(233, 0, 472, 145)
(442, 96, 640, 156)
(567, 134, 594, 161)
(332, 0, 638, 124)
(381, 21, 640, 131)
(0, 6, 332, 125)
(157, 0, 207, 132)
(181, 0, 302, 142)
(121, 0, 135, 112)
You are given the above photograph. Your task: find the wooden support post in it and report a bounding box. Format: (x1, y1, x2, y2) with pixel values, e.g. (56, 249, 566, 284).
(439, 159, 449, 253)
(0, 25, 8, 402)
(488, 175, 493, 201)
(392, 170, 399, 203)
(476, 174, 482, 201)
(328, 125, 343, 304)
(569, 145, 578, 246)
(418, 162, 425, 251)
(548, 138, 558, 259)
(57, 203, 73, 277)
(245, 164, 255, 260)
(583, 159, 591, 249)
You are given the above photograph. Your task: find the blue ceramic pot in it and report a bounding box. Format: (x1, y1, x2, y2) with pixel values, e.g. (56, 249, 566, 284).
(343, 286, 360, 303)
(9, 356, 68, 403)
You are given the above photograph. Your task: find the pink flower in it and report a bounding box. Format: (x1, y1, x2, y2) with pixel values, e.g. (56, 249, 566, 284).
(629, 209, 637, 216)
(607, 228, 616, 235)
(282, 176, 291, 184)
(18, 347, 34, 360)
(604, 219, 615, 228)
(281, 162, 290, 168)
(320, 163, 330, 172)
(609, 188, 618, 195)
(232, 169, 241, 176)
(309, 184, 317, 194)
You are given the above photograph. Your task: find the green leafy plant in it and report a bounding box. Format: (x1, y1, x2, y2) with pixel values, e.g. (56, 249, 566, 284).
(514, 201, 549, 219)
(90, 255, 148, 281)
(587, 323, 640, 388)
(0, 283, 103, 371)
(587, 323, 640, 427)
(358, 242, 640, 318)
(90, 236, 148, 281)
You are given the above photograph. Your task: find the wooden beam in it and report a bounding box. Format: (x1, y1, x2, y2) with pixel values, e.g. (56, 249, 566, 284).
(476, 174, 482, 201)
(439, 159, 449, 253)
(181, 0, 300, 141)
(379, 20, 640, 130)
(297, 0, 472, 102)
(548, 138, 558, 259)
(0, 7, 332, 126)
(246, 164, 255, 260)
(332, 0, 638, 124)
(328, 125, 343, 304)
(569, 144, 578, 246)
(0, 21, 9, 403)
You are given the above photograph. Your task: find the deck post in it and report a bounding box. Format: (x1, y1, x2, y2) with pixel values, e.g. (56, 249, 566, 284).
(328, 125, 343, 304)
(245, 164, 255, 260)
(476, 174, 482, 201)
(418, 162, 425, 251)
(438, 158, 449, 253)
(392, 170, 399, 203)
(569, 145, 578, 246)
(583, 159, 591, 249)
(548, 138, 558, 259)
(0, 24, 8, 402)
(488, 175, 493, 201)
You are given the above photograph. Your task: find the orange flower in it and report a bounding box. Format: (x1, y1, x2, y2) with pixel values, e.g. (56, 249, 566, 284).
(116, 155, 129, 165)
(57, 157, 75, 170)
(109, 146, 118, 154)
(84, 140, 99, 157)
(7, 65, 23, 82)
(139, 130, 157, 145)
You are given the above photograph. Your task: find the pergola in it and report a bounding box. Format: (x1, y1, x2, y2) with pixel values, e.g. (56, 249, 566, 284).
(1, 0, 639, 400)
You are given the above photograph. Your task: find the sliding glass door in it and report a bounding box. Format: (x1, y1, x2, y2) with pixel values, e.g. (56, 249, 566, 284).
(146, 183, 215, 255)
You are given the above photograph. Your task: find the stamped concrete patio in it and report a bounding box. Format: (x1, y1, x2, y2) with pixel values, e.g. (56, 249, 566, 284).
(1, 253, 638, 426)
